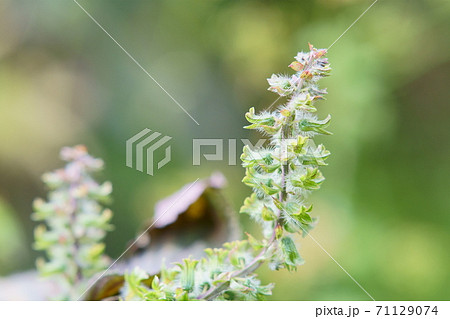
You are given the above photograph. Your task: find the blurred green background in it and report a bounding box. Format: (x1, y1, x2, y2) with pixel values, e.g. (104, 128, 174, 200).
(0, 0, 449, 300)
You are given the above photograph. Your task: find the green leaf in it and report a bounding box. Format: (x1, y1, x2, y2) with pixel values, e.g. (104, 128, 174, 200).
(244, 108, 275, 128)
(299, 114, 332, 135)
(280, 237, 304, 271)
(261, 206, 276, 221)
(291, 167, 325, 190)
(260, 179, 282, 196)
(239, 193, 261, 216)
(292, 135, 309, 154)
(244, 108, 281, 134)
(260, 124, 281, 135)
(284, 201, 301, 215)
(272, 197, 284, 211)
(298, 212, 312, 224)
(151, 275, 160, 290)
(245, 233, 265, 250)
(177, 259, 199, 293)
(283, 221, 298, 233)
(301, 144, 330, 166)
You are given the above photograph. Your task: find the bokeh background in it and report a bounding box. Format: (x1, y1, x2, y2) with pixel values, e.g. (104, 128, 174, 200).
(0, 0, 449, 300)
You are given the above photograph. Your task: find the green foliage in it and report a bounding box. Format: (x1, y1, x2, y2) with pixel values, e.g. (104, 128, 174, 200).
(32, 145, 113, 300)
(121, 44, 332, 300)
(122, 239, 273, 301)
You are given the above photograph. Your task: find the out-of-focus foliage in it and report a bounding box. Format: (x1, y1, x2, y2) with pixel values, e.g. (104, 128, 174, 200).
(33, 145, 113, 300)
(0, 0, 449, 300)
